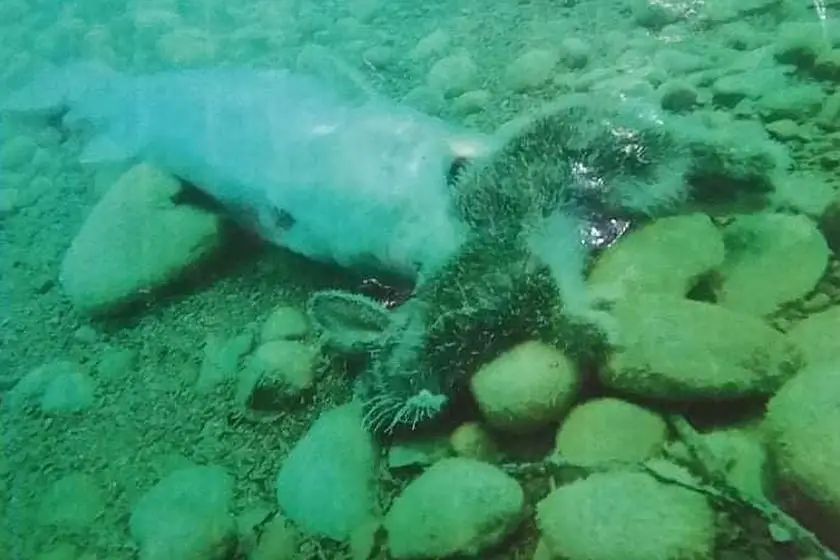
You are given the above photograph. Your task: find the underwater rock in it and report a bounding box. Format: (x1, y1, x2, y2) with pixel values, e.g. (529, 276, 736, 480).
(786, 305, 840, 368)
(39, 368, 95, 414)
(129, 465, 237, 560)
(679, 111, 790, 201)
(452, 89, 490, 116)
(765, 361, 840, 551)
(3, 359, 95, 414)
(59, 163, 223, 316)
(716, 213, 829, 316)
(757, 83, 823, 122)
(602, 295, 803, 400)
(197, 331, 255, 392)
(275, 402, 379, 541)
(588, 213, 725, 299)
(0, 186, 21, 217)
(816, 189, 840, 253)
(386, 436, 451, 470)
(470, 340, 581, 434)
(248, 515, 299, 560)
(259, 305, 310, 343)
(504, 48, 559, 92)
(537, 469, 716, 560)
(558, 37, 591, 70)
(449, 421, 502, 463)
(38, 473, 105, 532)
(426, 53, 478, 98)
(236, 340, 319, 414)
(95, 346, 137, 379)
(410, 30, 450, 61)
(384, 457, 524, 558)
(657, 79, 699, 113)
(156, 27, 216, 67)
(553, 398, 669, 467)
(0, 133, 38, 171)
(771, 171, 835, 217)
(669, 428, 770, 501)
(774, 22, 828, 71)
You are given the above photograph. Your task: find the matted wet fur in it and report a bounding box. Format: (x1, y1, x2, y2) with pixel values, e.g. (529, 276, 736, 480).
(354, 94, 695, 434)
(355, 234, 611, 435)
(454, 94, 691, 242)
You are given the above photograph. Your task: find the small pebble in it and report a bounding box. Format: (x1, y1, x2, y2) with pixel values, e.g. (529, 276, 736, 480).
(504, 48, 558, 92)
(0, 188, 21, 216)
(362, 44, 394, 69)
(452, 89, 490, 115)
(0, 135, 37, 171)
(411, 30, 450, 60)
(658, 80, 698, 113)
(558, 38, 590, 69)
(261, 305, 310, 342)
(427, 53, 478, 98)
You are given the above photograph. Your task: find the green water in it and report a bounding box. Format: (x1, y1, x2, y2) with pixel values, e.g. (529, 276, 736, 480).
(2, 0, 840, 558)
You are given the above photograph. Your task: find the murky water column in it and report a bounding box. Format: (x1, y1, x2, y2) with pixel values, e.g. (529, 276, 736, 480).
(813, 0, 830, 41)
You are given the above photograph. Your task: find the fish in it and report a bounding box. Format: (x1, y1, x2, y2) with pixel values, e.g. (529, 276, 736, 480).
(2, 61, 495, 281)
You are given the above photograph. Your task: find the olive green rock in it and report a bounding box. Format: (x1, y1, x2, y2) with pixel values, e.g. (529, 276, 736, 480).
(602, 295, 803, 400)
(554, 398, 668, 466)
(765, 362, 840, 551)
(537, 469, 716, 560)
(786, 305, 840, 368)
(60, 163, 222, 315)
(385, 458, 524, 558)
(588, 213, 724, 298)
(716, 213, 829, 316)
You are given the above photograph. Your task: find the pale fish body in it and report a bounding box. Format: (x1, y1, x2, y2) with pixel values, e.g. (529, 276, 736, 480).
(3, 64, 493, 279)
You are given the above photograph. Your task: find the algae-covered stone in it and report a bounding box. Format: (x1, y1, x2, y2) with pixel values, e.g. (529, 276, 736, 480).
(786, 305, 840, 367)
(426, 53, 478, 98)
(385, 457, 524, 558)
(129, 465, 236, 560)
(39, 473, 105, 531)
(4, 360, 94, 414)
(470, 341, 580, 433)
(554, 398, 668, 466)
(249, 515, 298, 560)
(764, 362, 840, 551)
(449, 422, 502, 463)
(275, 402, 379, 541)
(695, 429, 769, 500)
(260, 305, 310, 342)
(504, 49, 558, 92)
(39, 369, 95, 413)
(536, 469, 716, 560)
(60, 163, 222, 315)
(716, 213, 829, 316)
(588, 213, 724, 298)
(602, 295, 803, 400)
(237, 340, 319, 413)
(197, 332, 254, 392)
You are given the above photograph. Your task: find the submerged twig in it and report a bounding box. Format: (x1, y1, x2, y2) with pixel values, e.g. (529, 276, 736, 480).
(498, 415, 838, 560)
(656, 415, 839, 560)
